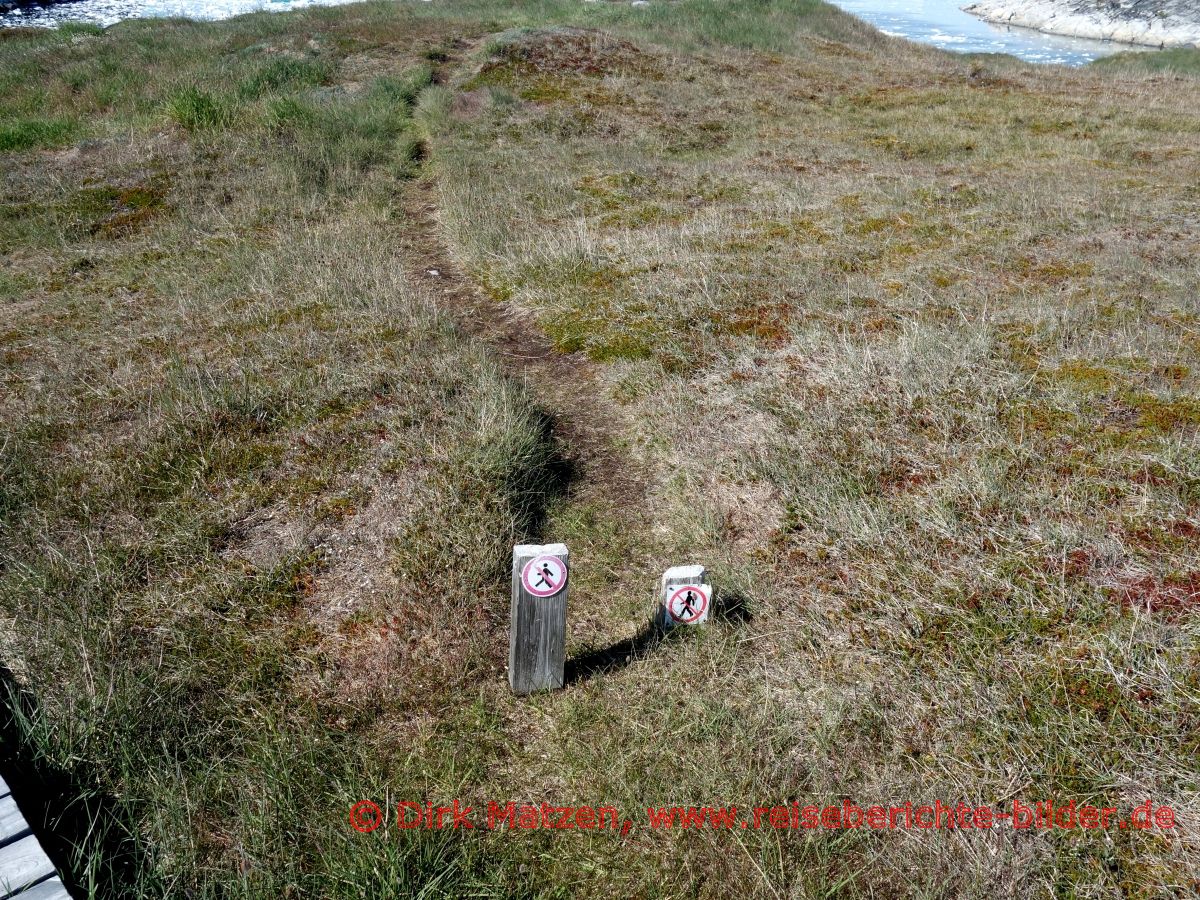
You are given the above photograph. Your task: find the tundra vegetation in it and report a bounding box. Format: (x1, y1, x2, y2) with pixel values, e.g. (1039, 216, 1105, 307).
(0, 0, 1198, 896)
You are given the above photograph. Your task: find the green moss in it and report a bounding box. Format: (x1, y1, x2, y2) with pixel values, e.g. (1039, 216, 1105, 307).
(1014, 255, 1095, 286)
(575, 171, 648, 210)
(543, 310, 654, 361)
(94, 178, 171, 236)
(31, 176, 173, 240)
(664, 119, 730, 155)
(597, 203, 681, 228)
(1120, 391, 1200, 433)
(1002, 399, 1078, 437)
(1050, 360, 1117, 392)
(0, 270, 33, 301)
(755, 215, 830, 243)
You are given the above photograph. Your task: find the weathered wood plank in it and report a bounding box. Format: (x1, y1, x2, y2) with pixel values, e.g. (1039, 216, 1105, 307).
(0, 834, 54, 895)
(13, 876, 70, 900)
(0, 796, 31, 848)
(509, 543, 569, 695)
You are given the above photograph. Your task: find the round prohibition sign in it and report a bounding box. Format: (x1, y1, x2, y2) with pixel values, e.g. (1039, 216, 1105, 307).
(522, 554, 568, 598)
(667, 584, 709, 624)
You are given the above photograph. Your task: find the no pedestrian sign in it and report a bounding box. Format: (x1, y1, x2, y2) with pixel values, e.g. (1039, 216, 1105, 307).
(521, 554, 568, 598)
(667, 584, 710, 625)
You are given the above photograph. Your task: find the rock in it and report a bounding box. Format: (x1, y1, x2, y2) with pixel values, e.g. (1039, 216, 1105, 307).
(962, 0, 1200, 48)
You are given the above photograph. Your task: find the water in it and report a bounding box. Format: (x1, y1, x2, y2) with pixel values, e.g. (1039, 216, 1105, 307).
(829, 0, 1142, 65)
(0, 0, 1149, 65)
(0, 0, 363, 28)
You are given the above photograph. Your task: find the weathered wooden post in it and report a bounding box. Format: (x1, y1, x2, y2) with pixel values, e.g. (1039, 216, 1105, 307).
(659, 564, 712, 630)
(509, 543, 569, 694)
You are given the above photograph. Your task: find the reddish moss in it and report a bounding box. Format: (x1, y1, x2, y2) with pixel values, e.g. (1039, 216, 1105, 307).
(86, 177, 170, 237)
(1153, 363, 1190, 383)
(711, 299, 793, 347)
(1114, 573, 1200, 620)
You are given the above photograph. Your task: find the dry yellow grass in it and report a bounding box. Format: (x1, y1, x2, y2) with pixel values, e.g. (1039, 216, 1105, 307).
(429, 19, 1200, 897)
(1, 1, 1198, 897)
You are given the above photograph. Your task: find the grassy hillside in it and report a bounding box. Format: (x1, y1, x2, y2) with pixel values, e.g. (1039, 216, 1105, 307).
(1093, 45, 1200, 74)
(1, 1, 1198, 897)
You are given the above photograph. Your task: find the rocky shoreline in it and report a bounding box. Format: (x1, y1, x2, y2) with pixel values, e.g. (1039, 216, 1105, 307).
(963, 0, 1200, 47)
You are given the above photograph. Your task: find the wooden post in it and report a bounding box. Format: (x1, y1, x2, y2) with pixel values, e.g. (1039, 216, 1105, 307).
(509, 543, 569, 695)
(659, 565, 712, 630)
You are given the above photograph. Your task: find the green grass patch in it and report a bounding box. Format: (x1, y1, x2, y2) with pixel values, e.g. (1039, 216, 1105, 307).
(166, 84, 230, 131)
(1092, 46, 1200, 76)
(0, 117, 77, 152)
(237, 56, 333, 99)
(266, 71, 432, 190)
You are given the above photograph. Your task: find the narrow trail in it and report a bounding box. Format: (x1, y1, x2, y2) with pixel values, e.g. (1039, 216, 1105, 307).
(398, 178, 649, 518)
(396, 41, 651, 527)
(396, 177, 664, 675)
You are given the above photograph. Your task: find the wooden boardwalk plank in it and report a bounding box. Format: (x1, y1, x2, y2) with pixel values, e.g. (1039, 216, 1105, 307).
(0, 834, 54, 896)
(0, 780, 67, 900)
(12, 876, 70, 900)
(0, 797, 30, 848)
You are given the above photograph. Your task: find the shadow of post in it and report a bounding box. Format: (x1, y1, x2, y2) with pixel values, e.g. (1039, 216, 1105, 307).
(564, 619, 664, 686)
(565, 585, 751, 687)
(711, 586, 752, 625)
(511, 408, 576, 545)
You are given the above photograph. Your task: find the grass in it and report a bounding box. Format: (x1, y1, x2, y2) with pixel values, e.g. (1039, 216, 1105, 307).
(1, 0, 1199, 897)
(1092, 46, 1200, 75)
(0, 116, 76, 151)
(166, 85, 230, 130)
(1, 12, 566, 893)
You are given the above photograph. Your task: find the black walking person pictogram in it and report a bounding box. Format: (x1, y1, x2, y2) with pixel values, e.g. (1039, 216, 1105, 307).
(535, 561, 558, 591)
(678, 590, 698, 619)
(522, 553, 568, 597)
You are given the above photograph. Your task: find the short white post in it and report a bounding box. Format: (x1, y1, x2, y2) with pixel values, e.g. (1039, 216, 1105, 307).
(659, 564, 712, 630)
(509, 543, 569, 694)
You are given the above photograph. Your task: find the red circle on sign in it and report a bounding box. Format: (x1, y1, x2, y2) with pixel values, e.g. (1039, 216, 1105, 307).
(667, 585, 708, 623)
(522, 555, 567, 597)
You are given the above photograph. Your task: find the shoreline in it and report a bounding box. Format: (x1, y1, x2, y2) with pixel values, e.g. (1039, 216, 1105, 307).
(963, 0, 1200, 48)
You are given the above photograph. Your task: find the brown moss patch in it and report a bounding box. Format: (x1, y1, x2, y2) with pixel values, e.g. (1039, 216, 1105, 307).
(85, 175, 171, 237)
(1113, 572, 1200, 620)
(474, 27, 661, 87)
(712, 299, 794, 347)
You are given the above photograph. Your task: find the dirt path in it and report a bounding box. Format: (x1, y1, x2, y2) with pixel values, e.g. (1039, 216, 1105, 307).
(380, 32, 650, 518)
(397, 173, 650, 523)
